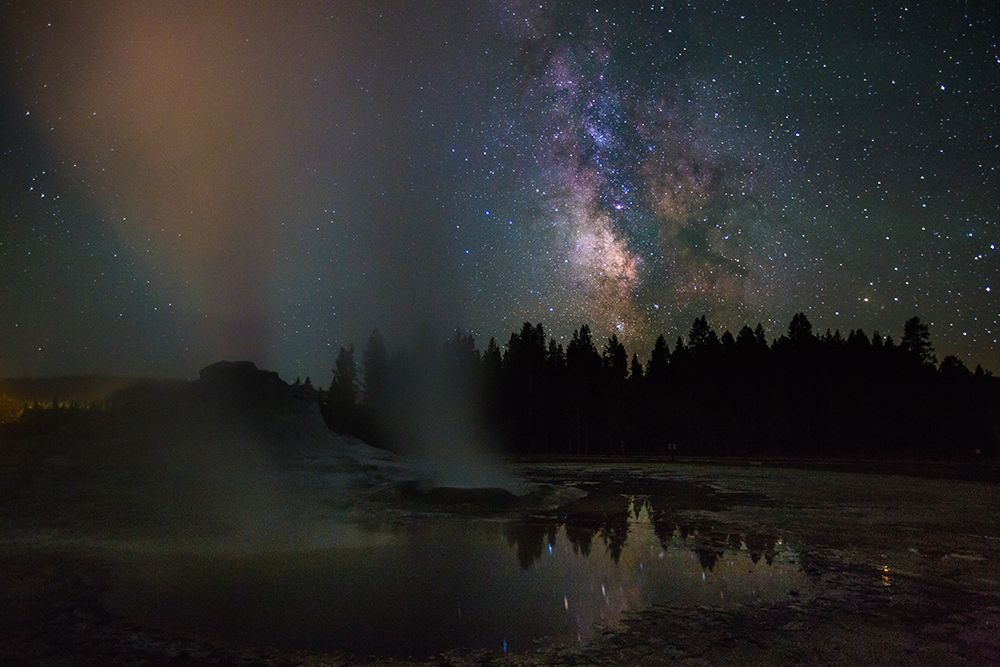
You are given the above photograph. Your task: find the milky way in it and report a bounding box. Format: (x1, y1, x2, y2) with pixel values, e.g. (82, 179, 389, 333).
(494, 7, 773, 343)
(473, 1, 998, 362)
(0, 1, 996, 378)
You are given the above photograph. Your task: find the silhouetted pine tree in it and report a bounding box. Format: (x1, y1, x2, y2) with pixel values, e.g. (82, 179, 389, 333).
(566, 325, 601, 453)
(325, 344, 358, 432)
(901, 316, 936, 367)
(646, 335, 670, 395)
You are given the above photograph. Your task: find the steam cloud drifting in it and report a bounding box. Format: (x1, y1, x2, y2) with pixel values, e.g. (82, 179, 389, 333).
(18, 4, 344, 362)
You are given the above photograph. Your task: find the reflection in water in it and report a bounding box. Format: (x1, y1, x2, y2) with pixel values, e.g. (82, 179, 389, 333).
(507, 494, 783, 572)
(499, 494, 804, 652)
(505, 522, 557, 570)
(107, 494, 808, 657)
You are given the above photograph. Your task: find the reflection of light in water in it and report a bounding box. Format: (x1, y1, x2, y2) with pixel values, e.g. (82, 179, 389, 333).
(881, 563, 891, 587)
(107, 510, 811, 658)
(502, 515, 810, 650)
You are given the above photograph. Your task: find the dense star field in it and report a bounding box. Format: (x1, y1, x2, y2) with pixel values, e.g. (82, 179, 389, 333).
(0, 1, 996, 379)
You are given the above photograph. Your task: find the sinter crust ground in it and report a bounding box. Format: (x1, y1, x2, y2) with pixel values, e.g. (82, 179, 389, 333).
(1, 458, 998, 665)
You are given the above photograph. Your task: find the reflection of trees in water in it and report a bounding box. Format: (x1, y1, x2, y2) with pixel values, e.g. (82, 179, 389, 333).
(744, 532, 776, 565)
(597, 495, 631, 563)
(695, 547, 723, 571)
(505, 522, 557, 570)
(650, 506, 677, 547)
(565, 523, 596, 556)
(505, 494, 781, 571)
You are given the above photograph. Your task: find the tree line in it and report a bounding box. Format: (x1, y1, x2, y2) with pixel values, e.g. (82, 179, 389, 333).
(319, 314, 999, 460)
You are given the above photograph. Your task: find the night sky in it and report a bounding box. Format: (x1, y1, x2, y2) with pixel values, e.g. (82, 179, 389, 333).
(0, 1, 997, 380)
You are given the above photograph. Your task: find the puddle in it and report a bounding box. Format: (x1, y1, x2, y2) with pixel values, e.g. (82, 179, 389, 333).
(105, 496, 809, 656)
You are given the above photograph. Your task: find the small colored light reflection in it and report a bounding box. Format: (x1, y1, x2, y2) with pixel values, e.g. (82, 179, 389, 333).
(881, 564, 891, 587)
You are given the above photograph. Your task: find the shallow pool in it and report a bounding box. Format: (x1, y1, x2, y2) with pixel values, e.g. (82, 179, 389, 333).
(106, 495, 809, 657)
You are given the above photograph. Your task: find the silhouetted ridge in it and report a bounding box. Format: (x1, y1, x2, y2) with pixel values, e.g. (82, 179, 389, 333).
(3, 361, 333, 450)
(197, 360, 318, 412)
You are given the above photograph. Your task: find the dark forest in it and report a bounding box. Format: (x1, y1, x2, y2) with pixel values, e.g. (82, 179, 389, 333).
(320, 313, 999, 460)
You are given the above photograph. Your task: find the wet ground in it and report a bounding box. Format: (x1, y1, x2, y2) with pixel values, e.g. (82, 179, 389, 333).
(1, 457, 999, 664)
